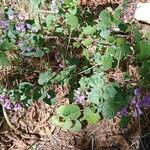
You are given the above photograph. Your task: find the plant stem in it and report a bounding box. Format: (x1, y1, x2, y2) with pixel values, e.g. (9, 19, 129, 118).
(2, 106, 15, 130)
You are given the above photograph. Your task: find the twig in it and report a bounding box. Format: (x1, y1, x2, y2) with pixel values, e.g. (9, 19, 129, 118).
(78, 64, 99, 75)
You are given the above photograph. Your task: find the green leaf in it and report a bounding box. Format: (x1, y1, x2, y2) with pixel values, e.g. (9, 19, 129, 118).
(116, 38, 126, 46)
(31, 0, 41, 8)
(69, 119, 82, 132)
(138, 41, 150, 59)
(82, 37, 93, 47)
(83, 26, 96, 35)
(81, 107, 101, 124)
(102, 98, 119, 119)
(100, 30, 110, 39)
(101, 54, 113, 70)
(134, 28, 142, 42)
(54, 66, 76, 84)
(61, 118, 73, 130)
(88, 74, 104, 89)
(33, 86, 42, 100)
(99, 10, 112, 27)
(119, 116, 131, 128)
(67, 15, 79, 30)
(38, 70, 52, 85)
(19, 82, 32, 93)
(79, 77, 89, 90)
(51, 116, 62, 126)
(114, 8, 122, 19)
(83, 49, 90, 60)
(43, 90, 56, 105)
(103, 83, 117, 100)
(45, 15, 56, 30)
(88, 88, 102, 105)
(0, 40, 14, 52)
(102, 90, 127, 119)
(0, 52, 10, 67)
(106, 36, 116, 43)
(56, 104, 81, 119)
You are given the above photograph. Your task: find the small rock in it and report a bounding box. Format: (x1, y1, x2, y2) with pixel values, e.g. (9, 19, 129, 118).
(134, 2, 150, 24)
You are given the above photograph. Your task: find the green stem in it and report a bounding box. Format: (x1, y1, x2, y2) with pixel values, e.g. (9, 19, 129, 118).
(2, 106, 15, 130)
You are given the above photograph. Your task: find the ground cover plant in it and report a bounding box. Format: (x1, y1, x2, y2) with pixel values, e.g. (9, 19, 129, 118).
(0, 0, 150, 134)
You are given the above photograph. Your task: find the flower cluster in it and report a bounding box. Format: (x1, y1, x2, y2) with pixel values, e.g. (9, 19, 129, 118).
(0, 10, 33, 33)
(120, 88, 150, 117)
(74, 88, 88, 105)
(0, 94, 23, 111)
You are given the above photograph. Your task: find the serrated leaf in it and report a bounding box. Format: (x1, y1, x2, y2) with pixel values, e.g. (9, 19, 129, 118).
(88, 88, 102, 105)
(116, 38, 126, 46)
(19, 82, 32, 93)
(83, 26, 96, 35)
(99, 10, 112, 28)
(38, 70, 52, 85)
(102, 98, 119, 119)
(45, 15, 56, 30)
(100, 30, 110, 39)
(0, 52, 10, 67)
(79, 77, 89, 90)
(54, 65, 76, 84)
(82, 37, 93, 47)
(103, 83, 117, 100)
(101, 54, 113, 70)
(67, 15, 79, 30)
(119, 116, 131, 128)
(114, 8, 122, 19)
(138, 41, 150, 59)
(56, 104, 81, 119)
(88, 74, 104, 89)
(106, 36, 116, 43)
(102, 91, 127, 119)
(83, 49, 90, 60)
(81, 107, 101, 124)
(31, 0, 41, 8)
(69, 119, 82, 132)
(0, 40, 14, 52)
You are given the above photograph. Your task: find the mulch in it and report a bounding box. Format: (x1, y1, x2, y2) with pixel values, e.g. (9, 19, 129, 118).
(1, 0, 150, 150)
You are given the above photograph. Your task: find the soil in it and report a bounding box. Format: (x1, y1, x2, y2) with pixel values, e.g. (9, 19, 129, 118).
(1, 0, 150, 150)
(0, 100, 143, 150)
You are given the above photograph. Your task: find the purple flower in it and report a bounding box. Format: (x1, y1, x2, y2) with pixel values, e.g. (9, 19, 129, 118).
(0, 95, 9, 102)
(0, 94, 23, 111)
(14, 103, 23, 111)
(3, 100, 12, 110)
(59, 64, 64, 68)
(134, 88, 141, 96)
(17, 14, 25, 20)
(131, 97, 143, 117)
(16, 23, 26, 32)
(142, 94, 150, 109)
(0, 20, 9, 29)
(120, 106, 128, 117)
(0, 95, 12, 110)
(26, 23, 32, 29)
(132, 107, 143, 117)
(74, 88, 88, 105)
(47, 93, 51, 99)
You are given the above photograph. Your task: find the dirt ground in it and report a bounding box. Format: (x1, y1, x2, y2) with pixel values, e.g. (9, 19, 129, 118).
(1, 0, 150, 150)
(0, 100, 144, 150)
